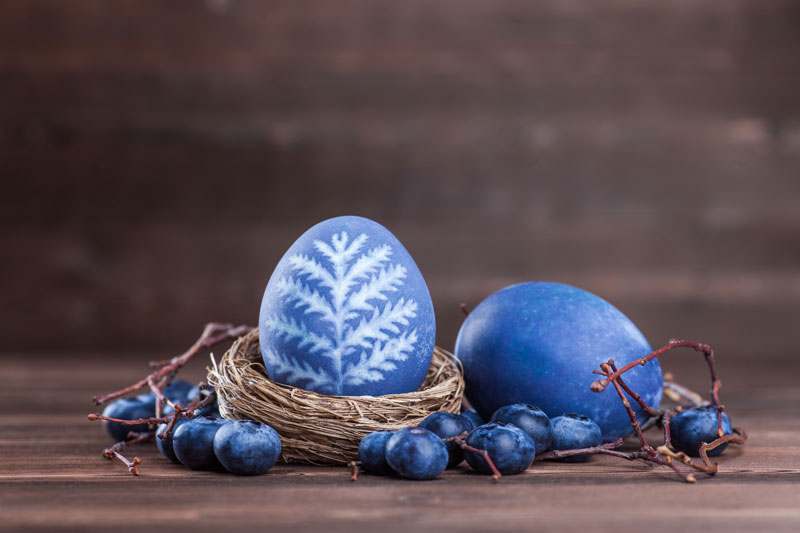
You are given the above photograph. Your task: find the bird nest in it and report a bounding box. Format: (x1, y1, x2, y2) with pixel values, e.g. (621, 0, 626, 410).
(207, 329, 464, 465)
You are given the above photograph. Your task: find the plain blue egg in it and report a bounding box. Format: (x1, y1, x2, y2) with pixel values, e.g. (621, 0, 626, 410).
(455, 282, 662, 441)
(259, 216, 436, 396)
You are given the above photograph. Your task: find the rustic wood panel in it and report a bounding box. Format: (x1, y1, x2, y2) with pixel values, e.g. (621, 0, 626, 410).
(1, 0, 799, 354)
(0, 354, 798, 532)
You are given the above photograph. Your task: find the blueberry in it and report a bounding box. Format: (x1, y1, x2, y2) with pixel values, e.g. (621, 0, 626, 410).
(195, 401, 221, 418)
(213, 420, 282, 475)
(550, 414, 602, 462)
(164, 395, 220, 419)
(187, 385, 221, 417)
(155, 419, 187, 464)
(102, 398, 156, 442)
(186, 385, 205, 403)
(137, 379, 196, 407)
(464, 423, 535, 475)
(418, 412, 475, 468)
(385, 427, 449, 480)
(165, 379, 194, 399)
(491, 403, 553, 453)
(670, 406, 733, 457)
(172, 417, 227, 470)
(461, 407, 485, 429)
(358, 431, 395, 476)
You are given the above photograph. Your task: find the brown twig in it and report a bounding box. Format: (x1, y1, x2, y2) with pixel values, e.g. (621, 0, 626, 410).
(101, 433, 152, 476)
(536, 438, 626, 461)
(90, 323, 245, 477)
(591, 339, 728, 445)
(591, 339, 721, 407)
(447, 434, 502, 481)
(588, 340, 746, 483)
(93, 322, 250, 406)
(88, 413, 170, 426)
(662, 373, 706, 407)
(348, 461, 360, 481)
(613, 368, 662, 419)
(698, 428, 748, 469)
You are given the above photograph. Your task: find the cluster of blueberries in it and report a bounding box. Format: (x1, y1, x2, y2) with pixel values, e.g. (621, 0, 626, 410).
(360, 402, 733, 481)
(103, 382, 733, 479)
(102, 380, 282, 475)
(358, 403, 604, 480)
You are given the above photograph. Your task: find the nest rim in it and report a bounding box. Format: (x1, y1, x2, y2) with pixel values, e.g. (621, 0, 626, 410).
(207, 328, 464, 465)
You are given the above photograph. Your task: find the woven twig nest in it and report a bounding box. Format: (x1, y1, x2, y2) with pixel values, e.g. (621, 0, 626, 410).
(207, 329, 464, 465)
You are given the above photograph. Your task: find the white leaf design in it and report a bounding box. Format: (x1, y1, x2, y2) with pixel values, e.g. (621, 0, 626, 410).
(344, 329, 419, 386)
(264, 231, 419, 393)
(263, 349, 333, 391)
(264, 314, 334, 356)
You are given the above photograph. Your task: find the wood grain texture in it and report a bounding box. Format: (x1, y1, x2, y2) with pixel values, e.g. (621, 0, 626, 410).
(1, 0, 800, 356)
(0, 354, 799, 532)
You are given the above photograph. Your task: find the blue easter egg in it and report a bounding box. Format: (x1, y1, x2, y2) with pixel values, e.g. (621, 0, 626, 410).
(259, 216, 436, 396)
(455, 282, 662, 441)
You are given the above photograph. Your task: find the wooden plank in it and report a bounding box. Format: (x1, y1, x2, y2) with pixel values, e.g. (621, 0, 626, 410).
(0, 354, 798, 532)
(2, 216, 800, 353)
(1, 0, 799, 352)
(1, 1, 799, 116)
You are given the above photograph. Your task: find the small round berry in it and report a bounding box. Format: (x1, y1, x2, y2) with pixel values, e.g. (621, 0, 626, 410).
(101, 398, 155, 442)
(491, 403, 553, 453)
(358, 431, 394, 476)
(173, 417, 227, 470)
(155, 419, 187, 464)
(385, 427, 449, 480)
(670, 406, 733, 457)
(137, 379, 195, 408)
(213, 420, 282, 475)
(550, 414, 602, 462)
(464, 423, 535, 475)
(418, 412, 475, 468)
(461, 407, 485, 429)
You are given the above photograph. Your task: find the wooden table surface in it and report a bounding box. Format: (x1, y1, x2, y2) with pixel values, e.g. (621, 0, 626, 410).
(1, 354, 798, 533)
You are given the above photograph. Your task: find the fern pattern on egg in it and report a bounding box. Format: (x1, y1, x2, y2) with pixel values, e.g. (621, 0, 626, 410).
(259, 216, 436, 396)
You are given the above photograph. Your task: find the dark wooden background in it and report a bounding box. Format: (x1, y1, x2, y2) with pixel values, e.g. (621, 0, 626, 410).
(2, 3, 800, 532)
(3, 0, 800, 365)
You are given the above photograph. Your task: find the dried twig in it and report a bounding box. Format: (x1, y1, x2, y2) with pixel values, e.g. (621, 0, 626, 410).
(537, 438, 626, 461)
(90, 323, 247, 476)
(447, 434, 502, 481)
(101, 432, 152, 476)
(93, 322, 250, 406)
(348, 461, 360, 481)
(586, 340, 746, 483)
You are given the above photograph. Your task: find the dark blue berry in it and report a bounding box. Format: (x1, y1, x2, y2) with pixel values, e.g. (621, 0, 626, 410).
(155, 419, 187, 464)
(213, 420, 282, 475)
(164, 396, 220, 419)
(418, 412, 475, 468)
(358, 431, 395, 476)
(187, 385, 221, 418)
(186, 385, 205, 403)
(670, 406, 733, 457)
(172, 417, 227, 470)
(164, 379, 195, 402)
(550, 414, 602, 462)
(491, 403, 553, 453)
(461, 407, 485, 429)
(464, 423, 535, 475)
(385, 427, 449, 480)
(137, 379, 196, 408)
(102, 398, 155, 442)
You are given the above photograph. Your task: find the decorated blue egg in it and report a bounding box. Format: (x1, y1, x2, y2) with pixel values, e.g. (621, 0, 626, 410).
(455, 282, 662, 441)
(259, 216, 436, 396)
